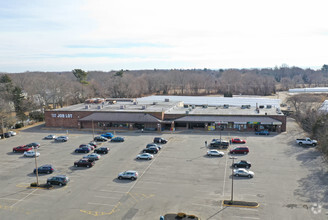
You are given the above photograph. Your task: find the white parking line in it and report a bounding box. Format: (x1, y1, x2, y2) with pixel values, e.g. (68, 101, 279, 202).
(222, 153, 229, 199)
(10, 188, 38, 207)
(0, 198, 20, 201)
(88, 202, 117, 206)
(234, 216, 260, 220)
(126, 150, 163, 194)
(100, 190, 127, 194)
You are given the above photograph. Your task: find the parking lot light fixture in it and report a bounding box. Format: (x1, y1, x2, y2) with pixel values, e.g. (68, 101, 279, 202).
(34, 147, 39, 186)
(229, 156, 237, 203)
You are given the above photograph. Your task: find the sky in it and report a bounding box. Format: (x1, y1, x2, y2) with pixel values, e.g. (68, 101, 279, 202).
(0, 0, 327, 73)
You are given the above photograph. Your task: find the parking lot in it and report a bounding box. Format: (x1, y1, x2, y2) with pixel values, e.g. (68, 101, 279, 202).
(0, 118, 327, 220)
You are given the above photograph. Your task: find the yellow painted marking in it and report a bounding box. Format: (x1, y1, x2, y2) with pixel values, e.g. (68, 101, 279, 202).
(80, 202, 121, 216)
(127, 192, 138, 202)
(16, 183, 30, 188)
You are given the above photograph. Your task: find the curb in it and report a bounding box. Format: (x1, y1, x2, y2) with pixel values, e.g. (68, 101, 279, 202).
(222, 200, 259, 208)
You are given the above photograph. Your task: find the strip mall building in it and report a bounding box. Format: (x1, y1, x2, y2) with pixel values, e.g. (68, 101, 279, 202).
(45, 96, 286, 133)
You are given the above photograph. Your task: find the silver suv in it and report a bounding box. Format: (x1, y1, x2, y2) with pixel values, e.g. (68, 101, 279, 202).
(118, 171, 138, 180)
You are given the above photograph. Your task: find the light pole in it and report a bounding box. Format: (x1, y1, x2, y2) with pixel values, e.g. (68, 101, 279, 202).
(34, 147, 39, 186)
(230, 156, 237, 203)
(92, 120, 95, 140)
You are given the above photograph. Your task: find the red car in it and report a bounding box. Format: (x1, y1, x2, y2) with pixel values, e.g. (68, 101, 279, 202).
(230, 146, 249, 154)
(13, 145, 33, 153)
(74, 159, 95, 168)
(231, 138, 246, 144)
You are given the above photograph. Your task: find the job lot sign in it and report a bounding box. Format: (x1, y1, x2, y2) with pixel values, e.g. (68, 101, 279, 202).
(51, 113, 73, 118)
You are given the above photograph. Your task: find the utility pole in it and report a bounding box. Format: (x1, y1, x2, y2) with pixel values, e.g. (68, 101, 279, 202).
(34, 147, 39, 186)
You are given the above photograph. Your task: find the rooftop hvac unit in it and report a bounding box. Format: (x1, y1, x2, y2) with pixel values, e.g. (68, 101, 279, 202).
(266, 105, 272, 109)
(223, 104, 229, 109)
(186, 111, 189, 114)
(192, 105, 195, 109)
(120, 105, 125, 109)
(133, 102, 137, 105)
(153, 102, 157, 105)
(141, 105, 146, 110)
(165, 98, 169, 102)
(85, 105, 89, 109)
(97, 105, 102, 109)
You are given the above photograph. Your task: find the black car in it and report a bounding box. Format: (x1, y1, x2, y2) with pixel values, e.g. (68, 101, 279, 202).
(47, 175, 69, 186)
(34, 165, 55, 174)
(94, 136, 108, 142)
(1, 132, 11, 138)
(94, 147, 109, 154)
(143, 147, 158, 154)
(75, 147, 91, 153)
(153, 137, 167, 144)
(26, 142, 41, 148)
(210, 139, 229, 148)
(233, 160, 251, 169)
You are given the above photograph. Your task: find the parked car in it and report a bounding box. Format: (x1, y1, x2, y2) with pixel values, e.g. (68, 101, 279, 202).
(207, 150, 224, 157)
(101, 132, 114, 139)
(146, 143, 162, 150)
(210, 139, 229, 148)
(34, 165, 54, 174)
(233, 168, 254, 178)
(94, 147, 109, 154)
(111, 137, 125, 142)
(296, 138, 317, 146)
(153, 137, 167, 144)
(231, 138, 246, 144)
(55, 136, 68, 142)
(3, 132, 11, 138)
(255, 130, 270, 135)
(8, 131, 17, 136)
(75, 146, 91, 153)
(24, 150, 40, 157)
(80, 144, 94, 150)
(74, 159, 95, 168)
(230, 146, 249, 154)
(13, 145, 33, 153)
(94, 136, 108, 142)
(88, 141, 98, 148)
(136, 153, 154, 160)
(118, 171, 138, 180)
(143, 147, 158, 154)
(83, 153, 101, 161)
(44, 134, 56, 140)
(26, 142, 40, 148)
(233, 160, 251, 168)
(47, 175, 70, 186)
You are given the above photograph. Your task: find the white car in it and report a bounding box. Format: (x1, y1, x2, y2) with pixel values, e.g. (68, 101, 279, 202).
(136, 153, 154, 160)
(44, 134, 56, 140)
(207, 150, 224, 157)
(8, 131, 17, 136)
(83, 153, 101, 161)
(55, 136, 68, 142)
(233, 168, 254, 178)
(24, 151, 40, 157)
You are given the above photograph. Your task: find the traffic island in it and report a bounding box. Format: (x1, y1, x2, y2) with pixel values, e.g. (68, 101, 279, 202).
(222, 200, 259, 208)
(30, 183, 53, 189)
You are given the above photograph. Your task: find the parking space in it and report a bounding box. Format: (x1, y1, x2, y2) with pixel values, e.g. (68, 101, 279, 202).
(0, 120, 327, 219)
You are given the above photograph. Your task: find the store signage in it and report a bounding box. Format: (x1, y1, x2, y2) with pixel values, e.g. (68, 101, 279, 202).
(51, 113, 73, 118)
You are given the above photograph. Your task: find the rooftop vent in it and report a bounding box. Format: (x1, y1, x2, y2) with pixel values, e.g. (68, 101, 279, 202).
(133, 102, 137, 105)
(223, 104, 229, 109)
(165, 98, 170, 102)
(259, 105, 264, 109)
(85, 105, 89, 109)
(97, 105, 102, 109)
(141, 105, 146, 110)
(153, 102, 157, 105)
(186, 111, 189, 114)
(266, 105, 272, 109)
(120, 105, 125, 109)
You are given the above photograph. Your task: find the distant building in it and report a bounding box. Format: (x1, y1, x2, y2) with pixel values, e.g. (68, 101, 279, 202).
(289, 87, 328, 93)
(45, 96, 286, 133)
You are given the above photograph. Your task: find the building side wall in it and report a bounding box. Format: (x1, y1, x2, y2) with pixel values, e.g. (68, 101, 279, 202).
(45, 111, 93, 128)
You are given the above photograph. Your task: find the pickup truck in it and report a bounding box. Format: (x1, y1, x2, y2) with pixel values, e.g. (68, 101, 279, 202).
(296, 138, 317, 146)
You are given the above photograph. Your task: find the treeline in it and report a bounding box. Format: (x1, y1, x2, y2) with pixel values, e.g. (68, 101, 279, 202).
(1, 65, 328, 128)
